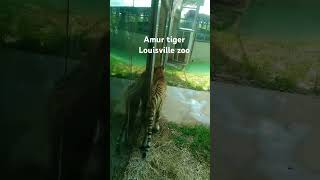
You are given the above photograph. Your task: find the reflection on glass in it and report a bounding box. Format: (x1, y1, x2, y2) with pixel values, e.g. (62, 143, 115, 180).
(0, 0, 66, 179)
(0, 0, 66, 55)
(110, 4, 151, 79)
(111, 0, 152, 7)
(110, 1, 153, 178)
(68, 0, 108, 60)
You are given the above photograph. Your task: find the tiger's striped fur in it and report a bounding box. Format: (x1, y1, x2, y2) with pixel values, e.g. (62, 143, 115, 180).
(116, 71, 147, 151)
(141, 67, 167, 158)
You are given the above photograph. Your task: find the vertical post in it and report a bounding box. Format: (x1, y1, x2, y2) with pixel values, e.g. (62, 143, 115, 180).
(161, 0, 171, 67)
(187, 3, 200, 66)
(145, 0, 160, 104)
(58, 0, 70, 179)
(163, 1, 172, 68)
(64, 0, 70, 76)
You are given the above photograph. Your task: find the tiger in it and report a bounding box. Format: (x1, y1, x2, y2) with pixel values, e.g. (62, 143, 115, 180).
(116, 70, 148, 151)
(140, 66, 167, 158)
(116, 66, 167, 159)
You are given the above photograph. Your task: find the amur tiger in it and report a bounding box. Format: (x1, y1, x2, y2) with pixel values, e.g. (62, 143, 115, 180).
(116, 66, 167, 158)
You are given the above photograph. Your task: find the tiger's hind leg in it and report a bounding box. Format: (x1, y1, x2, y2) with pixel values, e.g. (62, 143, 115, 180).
(152, 109, 161, 133)
(115, 117, 128, 153)
(116, 96, 140, 153)
(127, 99, 140, 148)
(140, 109, 155, 159)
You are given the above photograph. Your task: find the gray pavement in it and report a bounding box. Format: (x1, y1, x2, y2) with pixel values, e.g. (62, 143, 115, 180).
(213, 81, 320, 180)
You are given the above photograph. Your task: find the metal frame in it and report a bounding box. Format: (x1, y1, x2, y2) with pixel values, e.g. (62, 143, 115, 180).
(145, 0, 160, 100)
(165, 0, 202, 70)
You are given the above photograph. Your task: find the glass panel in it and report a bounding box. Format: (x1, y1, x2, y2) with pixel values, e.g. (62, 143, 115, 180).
(166, 0, 210, 91)
(111, 1, 210, 179)
(0, 0, 66, 178)
(110, 0, 152, 178)
(110, 5, 151, 79)
(214, 0, 320, 93)
(0, 0, 66, 55)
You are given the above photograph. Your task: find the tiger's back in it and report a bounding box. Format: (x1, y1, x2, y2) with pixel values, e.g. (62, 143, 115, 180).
(116, 67, 167, 158)
(149, 68, 166, 117)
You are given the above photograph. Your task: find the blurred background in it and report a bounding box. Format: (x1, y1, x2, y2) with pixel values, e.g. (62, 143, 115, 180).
(213, 1, 320, 180)
(0, 0, 106, 179)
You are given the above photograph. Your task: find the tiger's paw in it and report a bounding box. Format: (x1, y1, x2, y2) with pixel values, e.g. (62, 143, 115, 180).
(140, 144, 150, 159)
(142, 151, 147, 159)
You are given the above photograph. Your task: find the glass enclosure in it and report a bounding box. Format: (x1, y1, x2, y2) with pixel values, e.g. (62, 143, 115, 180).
(110, 4, 151, 79)
(0, 1, 67, 178)
(68, 0, 107, 61)
(0, 0, 66, 55)
(110, 0, 210, 179)
(167, 0, 210, 90)
(110, 0, 210, 92)
(110, 1, 154, 178)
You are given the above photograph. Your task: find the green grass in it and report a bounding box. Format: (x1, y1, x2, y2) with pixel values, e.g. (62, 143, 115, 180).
(168, 122, 210, 163)
(239, 59, 297, 92)
(111, 56, 210, 91)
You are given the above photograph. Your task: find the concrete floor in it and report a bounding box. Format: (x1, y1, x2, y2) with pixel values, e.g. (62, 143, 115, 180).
(163, 86, 210, 125)
(110, 77, 210, 125)
(213, 81, 320, 180)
